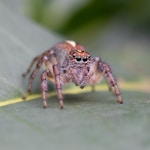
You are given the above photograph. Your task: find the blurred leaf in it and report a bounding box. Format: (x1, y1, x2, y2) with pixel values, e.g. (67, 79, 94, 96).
(26, 0, 150, 36)
(0, 2, 61, 101)
(26, 0, 51, 22)
(59, 0, 126, 34)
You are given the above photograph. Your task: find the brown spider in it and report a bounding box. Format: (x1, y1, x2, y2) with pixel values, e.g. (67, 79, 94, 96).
(22, 40, 123, 109)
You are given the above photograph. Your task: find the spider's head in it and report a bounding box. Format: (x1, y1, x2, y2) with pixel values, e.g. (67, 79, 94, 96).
(69, 49, 91, 63)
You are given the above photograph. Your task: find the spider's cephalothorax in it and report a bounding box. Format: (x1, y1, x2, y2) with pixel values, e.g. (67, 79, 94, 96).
(22, 40, 123, 109)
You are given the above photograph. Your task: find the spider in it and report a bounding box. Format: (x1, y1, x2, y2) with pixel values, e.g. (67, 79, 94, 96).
(22, 40, 123, 109)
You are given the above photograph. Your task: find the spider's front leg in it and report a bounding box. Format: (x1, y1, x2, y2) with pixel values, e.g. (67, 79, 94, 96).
(41, 71, 48, 108)
(22, 56, 44, 99)
(22, 55, 41, 78)
(99, 60, 123, 104)
(22, 49, 64, 108)
(49, 51, 64, 109)
(53, 64, 64, 109)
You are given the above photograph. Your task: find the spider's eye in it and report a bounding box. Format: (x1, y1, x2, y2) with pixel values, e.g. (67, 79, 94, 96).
(82, 57, 87, 62)
(76, 56, 81, 61)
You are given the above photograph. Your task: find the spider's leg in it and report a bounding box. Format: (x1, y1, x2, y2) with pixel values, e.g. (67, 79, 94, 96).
(40, 55, 55, 108)
(102, 63, 123, 104)
(22, 57, 44, 99)
(53, 64, 63, 109)
(22, 55, 41, 77)
(41, 71, 48, 108)
(104, 76, 114, 93)
(49, 50, 63, 109)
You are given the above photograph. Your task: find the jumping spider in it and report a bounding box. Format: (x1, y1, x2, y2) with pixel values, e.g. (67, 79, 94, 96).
(22, 40, 123, 109)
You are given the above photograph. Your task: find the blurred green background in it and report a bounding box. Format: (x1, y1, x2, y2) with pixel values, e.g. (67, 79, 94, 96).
(26, 0, 150, 36)
(0, 0, 150, 150)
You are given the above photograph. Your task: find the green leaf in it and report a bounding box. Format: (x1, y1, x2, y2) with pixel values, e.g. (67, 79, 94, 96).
(0, 2, 61, 101)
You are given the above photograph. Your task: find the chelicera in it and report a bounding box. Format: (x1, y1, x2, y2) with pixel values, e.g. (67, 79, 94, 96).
(22, 40, 123, 109)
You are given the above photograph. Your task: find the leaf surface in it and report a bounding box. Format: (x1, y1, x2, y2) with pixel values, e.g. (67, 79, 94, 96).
(0, 2, 150, 150)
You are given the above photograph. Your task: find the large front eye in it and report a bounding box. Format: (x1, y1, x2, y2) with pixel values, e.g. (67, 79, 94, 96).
(76, 56, 81, 61)
(82, 57, 87, 62)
